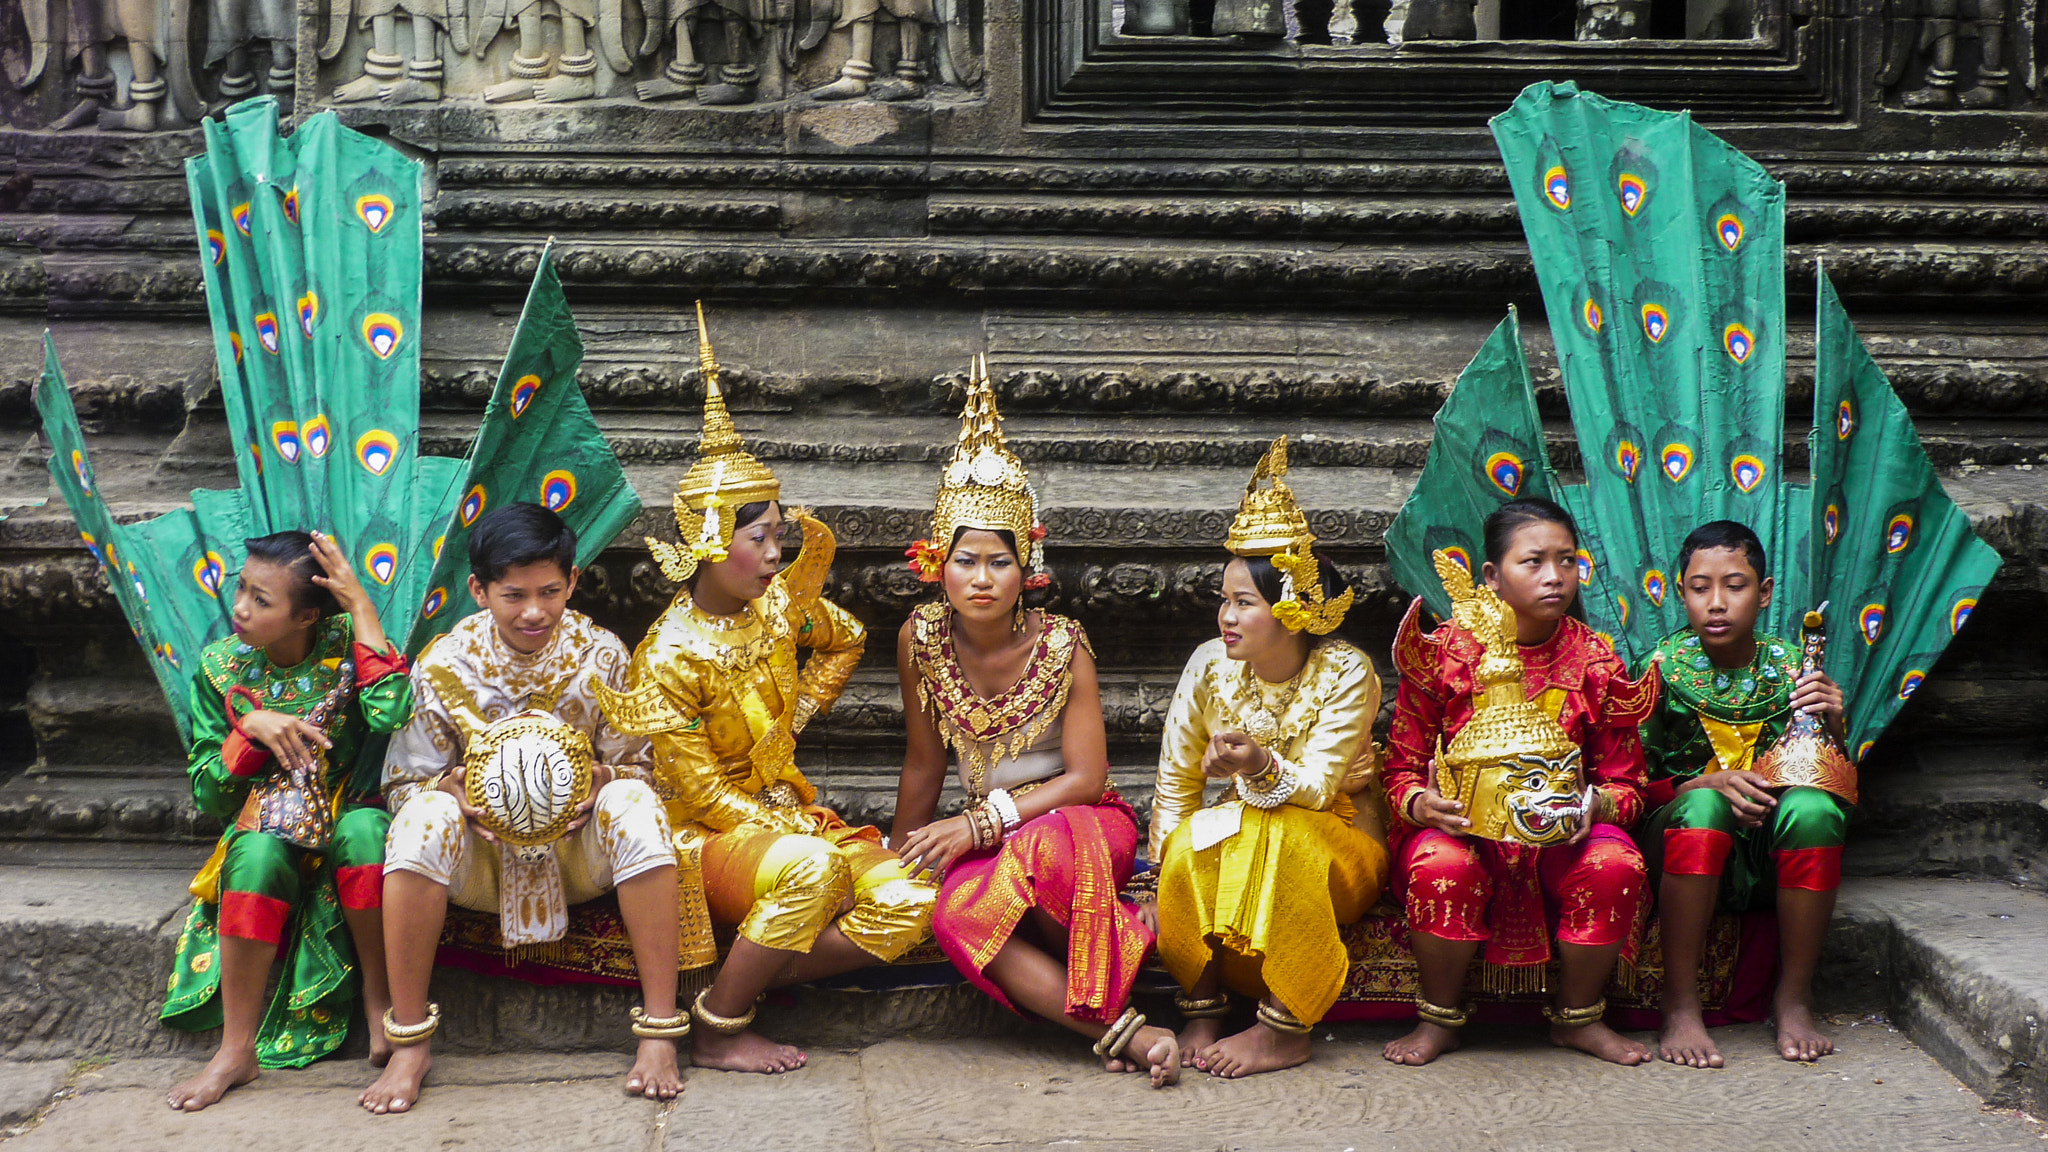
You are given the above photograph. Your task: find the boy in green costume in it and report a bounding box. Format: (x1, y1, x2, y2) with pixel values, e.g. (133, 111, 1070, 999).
(164, 531, 413, 1112)
(1637, 520, 1847, 1070)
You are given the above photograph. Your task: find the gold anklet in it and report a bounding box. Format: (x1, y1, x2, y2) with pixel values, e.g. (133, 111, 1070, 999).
(382, 1003, 441, 1047)
(1174, 993, 1230, 1020)
(1542, 998, 1607, 1028)
(1255, 1000, 1312, 1036)
(630, 1007, 692, 1040)
(1091, 1007, 1146, 1059)
(1414, 996, 1469, 1029)
(691, 989, 757, 1036)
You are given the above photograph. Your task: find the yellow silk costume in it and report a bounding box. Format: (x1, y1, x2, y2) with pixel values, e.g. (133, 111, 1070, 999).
(1149, 436, 1389, 1027)
(1152, 637, 1389, 1025)
(598, 307, 932, 961)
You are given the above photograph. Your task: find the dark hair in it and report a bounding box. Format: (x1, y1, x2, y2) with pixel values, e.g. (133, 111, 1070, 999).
(945, 525, 1049, 609)
(1678, 519, 1767, 583)
(1241, 553, 1353, 627)
(242, 530, 340, 617)
(1483, 497, 1579, 566)
(469, 502, 578, 586)
(683, 501, 777, 592)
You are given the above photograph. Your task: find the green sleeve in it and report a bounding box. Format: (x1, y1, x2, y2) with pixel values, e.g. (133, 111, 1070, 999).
(185, 671, 250, 820)
(358, 666, 413, 735)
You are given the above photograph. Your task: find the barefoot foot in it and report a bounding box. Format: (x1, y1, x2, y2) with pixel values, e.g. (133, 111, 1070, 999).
(1382, 1020, 1460, 1066)
(167, 1047, 259, 1112)
(1774, 998, 1836, 1062)
(359, 1044, 431, 1114)
(625, 1037, 684, 1099)
(1657, 1004, 1723, 1069)
(1177, 1016, 1225, 1072)
(1101, 1025, 1180, 1087)
(1551, 1019, 1653, 1066)
(691, 1028, 807, 1074)
(1203, 1022, 1311, 1079)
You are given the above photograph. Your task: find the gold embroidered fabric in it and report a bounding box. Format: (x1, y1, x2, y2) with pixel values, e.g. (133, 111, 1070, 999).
(908, 602, 1092, 800)
(601, 535, 866, 838)
(1150, 636, 1382, 861)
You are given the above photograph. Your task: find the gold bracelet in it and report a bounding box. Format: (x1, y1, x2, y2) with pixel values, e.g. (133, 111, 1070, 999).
(630, 1006, 691, 1040)
(383, 1003, 441, 1047)
(691, 988, 757, 1036)
(1174, 993, 1231, 1020)
(1255, 999, 1312, 1036)
(1542, 998, 1606, 1028)
(1414, 996, 1469, 1029)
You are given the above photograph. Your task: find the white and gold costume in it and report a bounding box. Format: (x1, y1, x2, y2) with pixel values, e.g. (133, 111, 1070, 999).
(383, 608, 698, 956)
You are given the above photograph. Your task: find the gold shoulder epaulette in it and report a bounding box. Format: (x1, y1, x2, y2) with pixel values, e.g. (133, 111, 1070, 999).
(1392, 595, 1442, 685)
(595, 677, 695, 737)
(778, 509, 836, 608)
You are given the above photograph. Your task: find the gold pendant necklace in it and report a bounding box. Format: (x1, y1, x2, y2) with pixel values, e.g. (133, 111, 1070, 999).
(1238, 658, 1306, 749)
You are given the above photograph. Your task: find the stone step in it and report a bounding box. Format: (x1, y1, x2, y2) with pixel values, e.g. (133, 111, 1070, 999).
(6, 846, 2048, 1121)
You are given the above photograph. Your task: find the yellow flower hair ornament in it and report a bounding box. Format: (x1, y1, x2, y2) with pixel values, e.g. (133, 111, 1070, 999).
(1269, 535, 1354, 635)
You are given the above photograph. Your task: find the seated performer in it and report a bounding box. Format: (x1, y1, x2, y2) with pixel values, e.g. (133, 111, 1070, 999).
(1382, 497, 1657, 1068)
(891, 363, 1173, 1086)
(1148, 436, 1389, 1079)
(165, 531, 411, 1112)
(1638, 520, 1848, 1068)
(598, 313, 936, 1074)
(362, 504, 685, 1113)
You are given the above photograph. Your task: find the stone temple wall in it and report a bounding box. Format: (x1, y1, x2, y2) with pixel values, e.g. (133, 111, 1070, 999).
(1, 0, 2044, 884)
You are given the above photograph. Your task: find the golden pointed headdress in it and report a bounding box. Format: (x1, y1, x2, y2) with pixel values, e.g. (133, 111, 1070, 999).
(649, 302, 781, 582)
(1431, 548, 1587, 845)
(1230, 436, 1352, 634)
(908, 355, 1047, 585)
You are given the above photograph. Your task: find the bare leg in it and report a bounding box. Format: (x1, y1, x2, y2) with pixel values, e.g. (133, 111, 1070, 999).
(1383, 931, 1474, 1066)
(342, 903, 395, 1067)
(1551, 940, 1652, 1066)
(870, 16, 927, 100)
(691, 936, 813, 1074)
(1174, 953, 1229, 1071)
(55, 42, 113, 129)
(1773, 886, 1838, 1062)
(166, 935, 269, 1111)
(485, 11, 550, 102)
(1656, 872, 1723, 1068)
(614, 865, 685, 1099)
(359, 871, 446, 1114)
(637, 17, 706, 100)
(983, 931, 1179, 1087)
(381, 16, 444, 103)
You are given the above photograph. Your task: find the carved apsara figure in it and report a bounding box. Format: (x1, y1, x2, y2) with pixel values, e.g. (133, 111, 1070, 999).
(1880, 0, 2013, 108)
(798, 0, 980, 101)
(13, 0, 204, 130)
(463, 0, 636, 103)
(204, 0, 298, 102)
(324, 0, 452, 104)
(635, 0, 770, 104)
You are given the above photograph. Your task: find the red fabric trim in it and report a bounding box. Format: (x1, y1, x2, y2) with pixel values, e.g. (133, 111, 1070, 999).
(1775, 846, 1843, 892)
(335, 864, 384, 910)
(220, 890, 291, 944)
(1663, 827, 1735, 876)
(221, 730, 272, 778)
(354, 641, 408, 686)
(1645, 776, 1678, 810)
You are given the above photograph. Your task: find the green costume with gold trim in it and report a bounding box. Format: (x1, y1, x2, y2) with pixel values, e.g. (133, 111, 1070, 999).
(161, 614, 412, 1068)
(1635, 628, 1846, 910)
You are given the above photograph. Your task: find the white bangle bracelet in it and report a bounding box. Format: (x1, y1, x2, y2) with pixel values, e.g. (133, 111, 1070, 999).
(988, 788, 1022, 834)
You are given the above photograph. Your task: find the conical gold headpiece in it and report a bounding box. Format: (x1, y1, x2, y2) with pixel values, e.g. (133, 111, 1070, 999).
(1227, 436, 1313, 558)
(651, 303, 782, 583)
(909, 355, 1045, 583)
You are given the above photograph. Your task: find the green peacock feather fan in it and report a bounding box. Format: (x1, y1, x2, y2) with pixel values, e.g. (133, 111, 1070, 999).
(34, 97, 639, 788)
(1387, 81, 2001, 762)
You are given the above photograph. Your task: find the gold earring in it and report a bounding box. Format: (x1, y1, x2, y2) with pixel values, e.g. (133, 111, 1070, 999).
(1013, 600, 1026, 633)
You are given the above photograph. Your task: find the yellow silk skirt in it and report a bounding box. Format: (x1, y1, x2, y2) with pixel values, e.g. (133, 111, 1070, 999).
(1156, 800, 1389, 1025)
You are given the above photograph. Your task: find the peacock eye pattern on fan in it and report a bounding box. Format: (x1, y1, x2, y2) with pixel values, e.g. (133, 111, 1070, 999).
(356, 430, 400, 476)
(271, 421, 302, 465)
(298, 291, 319, 337)
(1896, 668, 1926, 701)
(1640, 302, 1670, 343)
(365, 542, 400, 586)
(254, 312, 281, 355)
(356, 194, 394, 233)
(304, 414, 331, 458)
(511, 375, 543, 417)
(1949, 596, 1977, 634)
(460, 485, 487, 527)
(1886, 512, 1916, 554)
(1859, 603, 1888, 646)
(361, 313, 403, 360)
(281, 186, 300, 226)
(541, 470, 578, 512)
(1641, 569, 1667, 608)
(422, 586, 448, 620)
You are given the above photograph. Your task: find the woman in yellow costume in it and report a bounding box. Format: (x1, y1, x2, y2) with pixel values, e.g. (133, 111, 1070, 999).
(599, 306, 936, 1074)
(892, 359, 1174, 1087)
(1148, 436, 1390, 1079)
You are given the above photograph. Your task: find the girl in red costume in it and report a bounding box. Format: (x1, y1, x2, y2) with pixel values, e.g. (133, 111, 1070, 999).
(1380, 497, 1659, 1067)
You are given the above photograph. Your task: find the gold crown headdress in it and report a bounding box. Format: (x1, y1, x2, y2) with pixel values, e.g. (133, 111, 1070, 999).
(649, 302, 782, 583)
(1229, 436, 1352, 634)
(1431, 549, 1588, 845)
(907, 355, 1049, 589)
